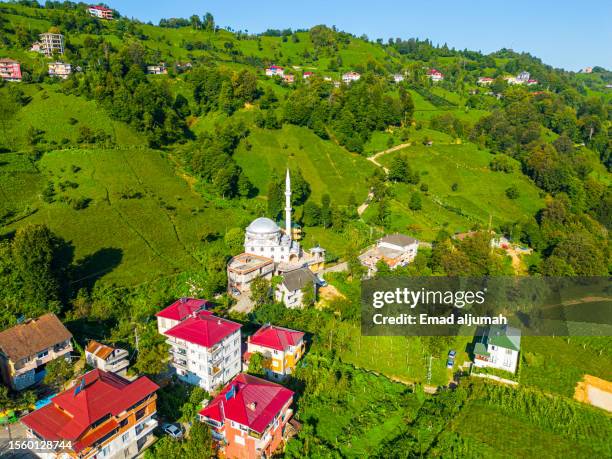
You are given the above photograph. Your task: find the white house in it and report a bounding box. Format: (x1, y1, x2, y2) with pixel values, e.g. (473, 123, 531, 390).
(477, 77, 494, 85)
(87, 5, 113, 19)
(473, 325, 521, 374)
(265, 65, 284, 77)
(48, 61, 71, 79)
(146, 63, 167, 75)
(85, 340, 129, 375)
(516, 71, 530, 83)
(275, 267, 317, 308)
(359, 233, 419, 276)
(427, 68, 444, 82)
(342, 71, 361, 83)
(156, 299, 241, 391)
(393, 73, 405, 83)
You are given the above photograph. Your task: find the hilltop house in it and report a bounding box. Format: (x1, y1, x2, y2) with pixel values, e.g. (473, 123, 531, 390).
(477, 76, 494, 85)
(275, 267, 317, 308)
(146, 63, 167, 75)
(199, 373, 295, 459)
(265, 65, 284, 77)
(156, 299, 241, 391)
(22, 369, 159, 459)
(516, 71, 530, 83)
(0, 313, 73, 390)
(87, 5, 113, 19)
(85, 340, 129, 375)
(0, 59, 22, 82)
(342, 71, 361, 83)
(246, 324, 305, 380)
(32, 33, 64, 56)
(427, 68, 444, 82)
(48, 61, 71, 79)
(359, 233, 419, 276)
(473, 325, 521, 374)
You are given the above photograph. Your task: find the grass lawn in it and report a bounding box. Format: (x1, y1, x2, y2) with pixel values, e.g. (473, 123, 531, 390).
(3, 148, 242, 285)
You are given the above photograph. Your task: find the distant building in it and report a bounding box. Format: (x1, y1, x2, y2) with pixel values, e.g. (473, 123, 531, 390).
(265, 65, 284, 77)
(275, 267, 317, 308)
(283, 73, 295, 84)
(526, 79, 539, 86)
(359, 233, 419, 276)
(342, 71, 361, 83)
(0, 58, 22, 82)
(199, 373, 295, 459)
(246, 324, 305, 380)
(22, 369, 159, 459)
(85, 340, 129, 375)
(227, 253, 275, 297)
(175, 61, 192, 72)
(427, 68, 444, 82)
(581, 66, 593, 74)
(146, 63, 167, 75)
(33, 33, 65, 56)
(0, 313, 72, 391)
(48, 61, 72, 79)
(516, 70, 530, 83)
(303, 71, 313, 79)
(477, 76, 494, 85)
(156, 300, 241, 391)
(473, 325, 521, 374)
(393, 73, 405, 83)
(87, 5, 113, 19)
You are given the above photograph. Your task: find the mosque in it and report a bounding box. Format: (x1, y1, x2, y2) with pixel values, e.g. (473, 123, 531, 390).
(227, 169, 325, 297)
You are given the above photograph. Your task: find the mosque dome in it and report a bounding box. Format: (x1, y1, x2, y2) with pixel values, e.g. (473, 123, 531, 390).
(246, 217, 280, 234)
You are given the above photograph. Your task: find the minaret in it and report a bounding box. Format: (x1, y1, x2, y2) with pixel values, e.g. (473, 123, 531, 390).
(285, 168, 292, 241)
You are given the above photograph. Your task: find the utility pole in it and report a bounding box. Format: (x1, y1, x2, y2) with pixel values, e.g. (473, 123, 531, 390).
(427, 354, 433, 385)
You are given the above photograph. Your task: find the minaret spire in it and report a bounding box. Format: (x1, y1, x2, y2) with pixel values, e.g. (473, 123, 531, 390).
(285, 168, 292, 241)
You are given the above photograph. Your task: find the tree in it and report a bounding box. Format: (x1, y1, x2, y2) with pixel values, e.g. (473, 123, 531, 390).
(409, 192, 422, 210)
(320, 194, 332, 228)
(250, 277, 271, 307)
(505, 185, 519, 199)
(44, 357, 74, 391)
(267, 176, 284, 219)
(203, 12, 215, 32)
(247, 352, 265, 376)
(301, 281, 316, 307)
(189, 14, 202, 30)
(376, 198, 389, 225)
(303, 200, 322, 226)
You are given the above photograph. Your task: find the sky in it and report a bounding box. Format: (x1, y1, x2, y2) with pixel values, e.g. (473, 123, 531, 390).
(103, 0, 611, 71)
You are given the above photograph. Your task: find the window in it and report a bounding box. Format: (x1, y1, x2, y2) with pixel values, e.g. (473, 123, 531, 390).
(135, 408, 146, 420)
(135, 422, 145, 436)
(100, 446, 110, 457)
(122, 432, 130, 443)
(37, 350, 49, 359)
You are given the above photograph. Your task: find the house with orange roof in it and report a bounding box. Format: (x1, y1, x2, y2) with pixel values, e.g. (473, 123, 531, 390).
(85, 340, 129, 375)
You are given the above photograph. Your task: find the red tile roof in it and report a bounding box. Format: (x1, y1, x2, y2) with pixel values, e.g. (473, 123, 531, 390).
(200, 374, 293, 433)
(89, 5, 112, 12)
(249, 324, 304, 352)
(21, 369, 158, 449)
(164, 312, 241, 348)
(155, 298, 210, 321)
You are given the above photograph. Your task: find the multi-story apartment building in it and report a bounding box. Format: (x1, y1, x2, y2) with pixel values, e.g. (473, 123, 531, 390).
(85, 340, 130, 375)
(0, 58, 22, 82)
(35, 33, 65, 57)
(0, 313, 73, 390)
(87, 5, 114, 19)
(199, 373, 294, 459)
(48, 62, 72, 79)
(246, 324, 305, 381)
(22, 369, 159, 459)
(157, 299, 242, 391)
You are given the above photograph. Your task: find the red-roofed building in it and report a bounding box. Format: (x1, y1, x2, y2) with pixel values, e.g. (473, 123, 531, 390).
(0, 59, 22, 82)
(157, 299, 242, 391)
(199, 373, 294, 459)
(265, 65, 284, 77)
(21, 369, 158, 458)
(477, 76, 494, 85)
(88, 5, 113, 19)
(156, 297, 210, 333)
(427, 68, 444, 82)
(246, 324, 305, 381)
(303, 71, 313, 79)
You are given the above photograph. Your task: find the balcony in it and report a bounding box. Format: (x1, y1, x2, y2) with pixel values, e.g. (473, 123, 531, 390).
(104, 359, 129, 373)
(172, 358, 188, 370)
(170, 346, 187, 357)
(14, 344, 73, 374)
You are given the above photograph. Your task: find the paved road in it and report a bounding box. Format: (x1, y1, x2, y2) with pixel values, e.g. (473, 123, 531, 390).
(0, 422, 38, 458)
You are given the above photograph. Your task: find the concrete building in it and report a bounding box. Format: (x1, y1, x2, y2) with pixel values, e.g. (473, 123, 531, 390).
(146, 63, 167, 75)
(227, 253, 275, 296)
(34, 33, 65, 56)
(275, 267, 317, 308)
(199, 374, 295, 459)
(157, 300, 242, 391)
(246, 324, 305, 380)
(474, 325, 521, 374)
(22, 369, 158, 459)
(0, 58, 22, 82)
(0, 313, 72, 391)
(85, 340, 129, 375)
(48, 61, 71, 79)
(359, 233, 419, 276)
(87, 5, 113, 19)
(342, 71, 361, 83)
